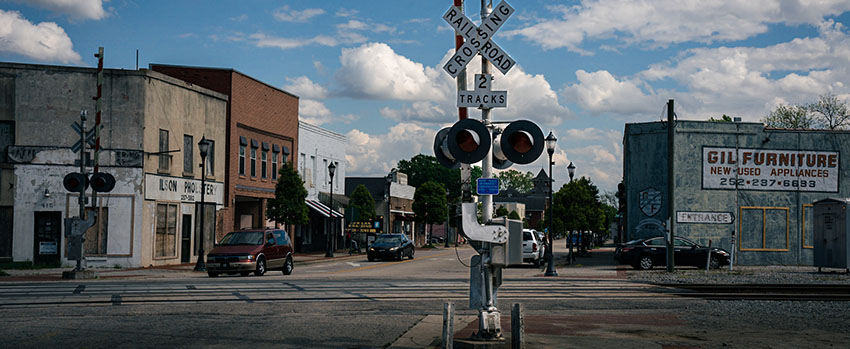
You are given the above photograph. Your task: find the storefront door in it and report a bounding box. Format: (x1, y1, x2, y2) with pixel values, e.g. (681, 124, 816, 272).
(33, 212, 60, 265)
(181, 214, 192, 263)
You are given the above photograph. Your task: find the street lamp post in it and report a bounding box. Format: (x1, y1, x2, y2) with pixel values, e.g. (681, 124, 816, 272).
(194, 136, 210, 271)
(386, 170, 394, 234)
(544, 131, 558, 277)
(567, 162, 577, 260)
(326, 162, 337, 258)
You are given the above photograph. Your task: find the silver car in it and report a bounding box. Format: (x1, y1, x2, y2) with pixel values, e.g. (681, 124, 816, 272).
(522, 229, 543, 267)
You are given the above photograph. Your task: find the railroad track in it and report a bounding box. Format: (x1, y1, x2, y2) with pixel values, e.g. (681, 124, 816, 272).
(660, 283, 850, 301)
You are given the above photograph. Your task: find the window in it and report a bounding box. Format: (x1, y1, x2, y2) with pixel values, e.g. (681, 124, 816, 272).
(261, 150, 268, 179)
(205, 140, 215, 177)
(250, 148, 257, 177)
(272, 151, 279, 180)
(155, 203, 177, 258)
(274, 230, 289, 245)
(158, 129, 170, 172)
(323, 159, 328, 188)
(311, 156, 317, 188)
(300, 153, 306, 178)
(183, 135, 193, 174)
(239, 145, 245, 175)
(84, 207, 108, 256)
(645, 238, 665, 247)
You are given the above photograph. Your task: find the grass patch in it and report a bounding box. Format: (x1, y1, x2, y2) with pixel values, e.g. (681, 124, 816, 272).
(0, 269, 8, 277)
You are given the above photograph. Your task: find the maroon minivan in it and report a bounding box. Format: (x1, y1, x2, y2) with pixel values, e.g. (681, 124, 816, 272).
(205, 229, 294, 277)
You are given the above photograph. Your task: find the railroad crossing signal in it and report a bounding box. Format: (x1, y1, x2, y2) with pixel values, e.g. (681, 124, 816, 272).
(442, 0, 516, 78)
(458, 74, 506, 109)
(70, 122, 102, 153)
(433, 119, 544, 169)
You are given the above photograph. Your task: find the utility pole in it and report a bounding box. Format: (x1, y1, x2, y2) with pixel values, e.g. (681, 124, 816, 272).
(666, 99, 675, 272)
(92, 47, 103, 209)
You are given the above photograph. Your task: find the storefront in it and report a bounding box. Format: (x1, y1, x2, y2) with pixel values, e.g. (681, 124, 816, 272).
(623, 120, 850, 265)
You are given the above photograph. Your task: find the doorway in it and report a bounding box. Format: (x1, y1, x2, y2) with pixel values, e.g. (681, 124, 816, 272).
(181, 214, 192, 263)
(33, 212, 60, 266)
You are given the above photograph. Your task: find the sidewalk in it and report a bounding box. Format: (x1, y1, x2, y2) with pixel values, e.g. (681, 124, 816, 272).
(0, 249, 368, 281)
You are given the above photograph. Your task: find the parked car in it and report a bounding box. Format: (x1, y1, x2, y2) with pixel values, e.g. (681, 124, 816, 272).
(522, 229, 543, 267)
(206, 229, 294, 277)
(535, 230, 547, 261)
(368, 234, 414, 261)
(616, 236, 730, 270)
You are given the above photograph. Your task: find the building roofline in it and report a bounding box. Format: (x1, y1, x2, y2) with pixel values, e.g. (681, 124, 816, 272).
(148, 63, 300, 99)
(299, 121, 347, 142)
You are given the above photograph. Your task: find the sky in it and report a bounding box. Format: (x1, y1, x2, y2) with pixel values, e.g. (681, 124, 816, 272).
(2, 0, 849, 194)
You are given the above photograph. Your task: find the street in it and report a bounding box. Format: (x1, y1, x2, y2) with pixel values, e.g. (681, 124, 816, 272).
(2, 244, 849, 348)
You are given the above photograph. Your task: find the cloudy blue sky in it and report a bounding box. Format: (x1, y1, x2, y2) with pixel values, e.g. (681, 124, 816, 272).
(2, 0, 849, 193)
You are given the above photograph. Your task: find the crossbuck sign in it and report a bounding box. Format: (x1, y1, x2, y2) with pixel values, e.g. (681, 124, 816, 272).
(443, 0, 516, 78)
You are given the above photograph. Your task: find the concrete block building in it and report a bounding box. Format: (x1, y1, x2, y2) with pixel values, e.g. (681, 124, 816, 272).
(623, 120, 850, 265)
(0, 62, 227, 267)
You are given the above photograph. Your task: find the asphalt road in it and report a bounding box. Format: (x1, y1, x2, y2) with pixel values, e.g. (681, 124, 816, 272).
(3, 245, 850, 348)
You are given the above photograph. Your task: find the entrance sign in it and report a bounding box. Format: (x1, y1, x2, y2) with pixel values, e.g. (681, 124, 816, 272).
(677, 211, 734, 224)
(442, 0, 516, 78)
(477, 177, 500, 195)
(458, 74, 506, 108)
(702, 147, 839, 192)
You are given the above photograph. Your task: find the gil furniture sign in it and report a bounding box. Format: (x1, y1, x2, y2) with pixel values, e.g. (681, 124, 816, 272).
(676, 211, 734, 224)
(702, 147, 839, 192)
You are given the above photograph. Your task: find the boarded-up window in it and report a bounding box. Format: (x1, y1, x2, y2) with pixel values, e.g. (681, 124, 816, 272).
(206, 140, 214, 177)
(159, 130, 170, 172)
(739, 206, 790, 251)
(155, 203, 177, 257)
(0, 121, 14, 163)
(84, 207, 108, 256)
(183, 135, 193, 174)
(0, 206, 12, 258)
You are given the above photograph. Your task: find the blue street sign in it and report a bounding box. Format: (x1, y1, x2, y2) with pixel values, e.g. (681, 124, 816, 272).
(477, 178, 499, 195)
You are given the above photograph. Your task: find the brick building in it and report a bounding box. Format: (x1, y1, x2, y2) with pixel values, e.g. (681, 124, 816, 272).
(151, 65, 298, 241)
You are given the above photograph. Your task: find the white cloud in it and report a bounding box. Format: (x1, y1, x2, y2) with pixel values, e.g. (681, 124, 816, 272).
(562, 70, 659, 115)
(337, 44, 571, 126)
(250, 33, 337, 49)
(283, 76, 328, 99)
(0, 10, 82, 64)
(335, 43, 450, 101)
(345, 123, 436, 176)
(272, 6, 325, 23)
(11, 0, 107, 21)
(505, 0, 850, 52)
(639, 20, 850, 121)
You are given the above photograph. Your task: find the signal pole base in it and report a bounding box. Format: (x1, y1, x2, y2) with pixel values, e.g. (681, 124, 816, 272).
(62, 270, 98, 280)
(471, 308, 504, 341)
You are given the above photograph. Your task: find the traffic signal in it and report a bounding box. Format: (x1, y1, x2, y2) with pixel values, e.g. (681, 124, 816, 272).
(63, 173, 88, 192)
(434, 119, 545, 169)
(616, 182, 626, 213)
(496, 120, 544, 165)
(90, 172, 116, 192)
(434, 119, 492, 168)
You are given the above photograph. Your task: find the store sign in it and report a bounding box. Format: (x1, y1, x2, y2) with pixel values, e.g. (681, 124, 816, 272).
(144, 174, 224, 204)
(39, 241, 57, 255)
(347, 220, 381, 234)
(702, 147, 839, 192)
(677, 211, 734, 224)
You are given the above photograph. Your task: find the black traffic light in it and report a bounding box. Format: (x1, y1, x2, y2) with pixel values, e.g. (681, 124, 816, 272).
(616, 182, 626, 213)
(496, 120, 544, 165)
(63, 173, 88, 192)
(90, 172, 116, 193)
(433, 119, 545, 169)
(434, 119, 492, 168)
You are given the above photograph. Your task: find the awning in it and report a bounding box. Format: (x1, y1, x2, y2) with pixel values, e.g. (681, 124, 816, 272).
(306, 199, 343, 218)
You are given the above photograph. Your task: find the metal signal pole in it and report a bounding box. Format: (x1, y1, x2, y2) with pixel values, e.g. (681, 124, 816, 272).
(666, 99, 675, 272)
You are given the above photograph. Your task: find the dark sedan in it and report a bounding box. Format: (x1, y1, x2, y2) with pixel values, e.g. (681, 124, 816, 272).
(616, 236, 730, 270)
(367, 234, 414, 261)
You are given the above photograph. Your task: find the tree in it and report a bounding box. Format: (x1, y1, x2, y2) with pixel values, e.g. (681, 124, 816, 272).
(809, 93, 850, 130)
(495, 205, 510, 217)
(709, 114, 733, 122)
(397, 153, 482, 198)
(494, 169, 534, 193)
(551, 177, 607, 245)
(266, 163, 309, 226)
(413, 181, 448, 244)
(763, 104, 815, 129)
(508, 210, 521, 220)
(349, 184, 376, 221)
